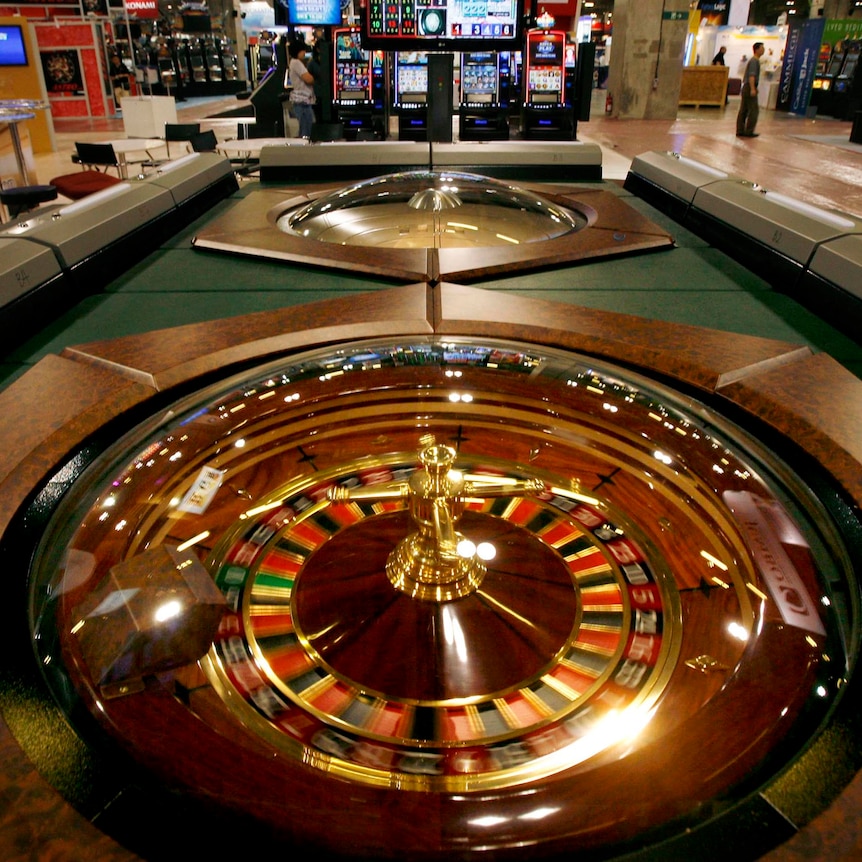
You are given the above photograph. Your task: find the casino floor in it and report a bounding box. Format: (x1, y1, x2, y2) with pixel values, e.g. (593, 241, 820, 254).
(2, 98, 862, 861)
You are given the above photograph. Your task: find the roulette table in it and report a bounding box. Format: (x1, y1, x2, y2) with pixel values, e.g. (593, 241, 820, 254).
(1, 168, 862, 862)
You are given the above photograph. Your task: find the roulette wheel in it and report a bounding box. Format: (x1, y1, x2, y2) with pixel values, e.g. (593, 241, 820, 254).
(6, 287, 861, 861)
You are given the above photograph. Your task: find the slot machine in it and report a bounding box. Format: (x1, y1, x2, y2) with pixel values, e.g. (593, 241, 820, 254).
(520, 28, 574, 140)
(811, 43, 845, 118)
(458, 51, 511, 140)
(393, 51, 429, 140)
(832, 41, 862, 121)
(332, 27, 386, 139)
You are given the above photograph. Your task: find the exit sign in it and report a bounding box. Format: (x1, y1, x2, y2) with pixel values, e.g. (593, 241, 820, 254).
(663, 10, 689, 19)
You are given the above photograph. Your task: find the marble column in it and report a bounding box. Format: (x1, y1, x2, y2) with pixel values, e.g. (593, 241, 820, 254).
(605, 0, 690, 119)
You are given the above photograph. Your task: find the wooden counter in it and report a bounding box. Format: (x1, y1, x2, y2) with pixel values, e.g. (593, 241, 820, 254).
(679, 65, 729, 108)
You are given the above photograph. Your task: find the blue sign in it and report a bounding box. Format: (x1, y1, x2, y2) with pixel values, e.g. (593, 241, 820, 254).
(777, 17, 825, 115)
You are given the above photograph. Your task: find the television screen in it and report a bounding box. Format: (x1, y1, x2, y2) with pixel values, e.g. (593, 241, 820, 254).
(288, 0, 343, 26)
(362, 0, 523, 52)
(0, 25, 28, 67)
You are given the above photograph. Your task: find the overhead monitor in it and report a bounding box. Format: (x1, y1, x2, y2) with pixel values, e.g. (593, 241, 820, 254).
(288, 0, 343, 26)
(0, 25, 28, 67)
(361, 0, 524, 52)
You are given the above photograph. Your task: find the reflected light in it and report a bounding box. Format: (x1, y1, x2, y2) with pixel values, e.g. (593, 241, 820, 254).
(457, 539, 476, 558)
(534, 708, 655, 774)
(700, 550, 728, 571)
(471, 815, 508, 828)
(519, 806, 560, 821)
(441, 605, 468, 662)
(476, 542, 496, 561)
(177, 531, 210, 551)
(727, 621, 749, 642)
(241, 500, 284, 520)
(154, 599, 183, 623)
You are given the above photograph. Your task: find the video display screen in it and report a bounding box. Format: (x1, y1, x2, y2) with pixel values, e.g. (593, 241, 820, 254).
(462, 62, 497, 94)
(528, 31, 564, 66)
(0, 25, 28, 66)
(397, 63, 428, 95)
(527, 67, 561, 93)
(336, 64, 371, 97)
(288, 0, 343, 26)
(363, 0, 523, 51)
(335, 31, 368, 62)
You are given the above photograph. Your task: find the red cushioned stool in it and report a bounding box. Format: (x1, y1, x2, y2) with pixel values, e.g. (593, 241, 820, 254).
(50, 169, 123, 201)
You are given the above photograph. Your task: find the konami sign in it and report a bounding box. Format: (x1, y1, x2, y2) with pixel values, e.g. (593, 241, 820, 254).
(124, 0, 160, 18)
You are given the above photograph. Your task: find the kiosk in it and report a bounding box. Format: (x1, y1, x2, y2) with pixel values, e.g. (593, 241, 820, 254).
(332, 27, 386, 139)
(520, 28, 574, 140)
(458, 51, 511, 140)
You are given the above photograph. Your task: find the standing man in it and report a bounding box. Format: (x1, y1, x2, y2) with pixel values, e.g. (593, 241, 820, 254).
(737, 42, 765, 138)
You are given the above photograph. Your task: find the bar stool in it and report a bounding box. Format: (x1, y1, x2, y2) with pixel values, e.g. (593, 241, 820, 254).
(0, 184, 58, 222)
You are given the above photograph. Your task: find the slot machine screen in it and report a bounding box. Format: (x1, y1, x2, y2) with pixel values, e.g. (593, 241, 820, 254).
(336, 31, 367, 62)
(827, 53, 845, 76)
(528, 33, 563, 67)
(337, 65, 371, 100)
(397, 59, 429, 100)
(463, 62, 497, 94)
(335, 31, 371, 101)
(362, 0, 524, 51)
(527, 67, 562, 100)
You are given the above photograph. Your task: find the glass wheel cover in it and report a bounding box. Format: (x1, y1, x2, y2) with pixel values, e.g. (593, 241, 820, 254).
(27, 337, 855, 853)
(277, 170, 588, 248)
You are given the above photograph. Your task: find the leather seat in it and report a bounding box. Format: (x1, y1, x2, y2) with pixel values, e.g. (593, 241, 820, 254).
(50, 170, 123, 201)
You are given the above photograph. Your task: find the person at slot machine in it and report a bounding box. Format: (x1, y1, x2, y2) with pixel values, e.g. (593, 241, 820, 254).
(287, 40, 316, 138)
